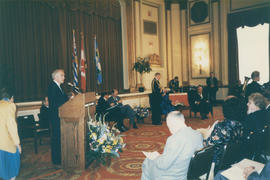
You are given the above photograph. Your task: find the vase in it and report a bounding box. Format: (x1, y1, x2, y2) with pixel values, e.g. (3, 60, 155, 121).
(138, 87, 145, 92)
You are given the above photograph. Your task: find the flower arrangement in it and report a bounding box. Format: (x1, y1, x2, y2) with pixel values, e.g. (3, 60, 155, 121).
(134, 106, 149, 123)
(134, 106, 149, 118)
(86, 116, 125, 170)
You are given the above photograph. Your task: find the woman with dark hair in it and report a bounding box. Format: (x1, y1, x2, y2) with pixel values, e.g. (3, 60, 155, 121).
(0, 88, 21, 180)
(203, 96, 244, 172)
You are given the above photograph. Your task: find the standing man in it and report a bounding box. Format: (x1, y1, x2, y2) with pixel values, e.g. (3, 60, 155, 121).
(169, 76, 180, 93)
(151, 72, 162, 125)
(245, 71, 263, 100)
(48, 69, 69, 165)
(206, 72, 218, 105)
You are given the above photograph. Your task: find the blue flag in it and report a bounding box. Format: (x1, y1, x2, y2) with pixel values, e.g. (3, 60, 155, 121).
(72, 30, 79, 87)
(94, 36, 102, 85)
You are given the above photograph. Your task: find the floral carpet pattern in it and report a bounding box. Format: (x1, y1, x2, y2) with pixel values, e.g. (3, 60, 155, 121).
(17, 107, 223, 180)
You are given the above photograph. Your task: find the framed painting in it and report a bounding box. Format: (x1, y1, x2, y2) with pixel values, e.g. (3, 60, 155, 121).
(190, 33, 211, 78)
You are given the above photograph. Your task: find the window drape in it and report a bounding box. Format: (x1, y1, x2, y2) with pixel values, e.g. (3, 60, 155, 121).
(0, 1, 123, 102)
(227, 6, 270, 88)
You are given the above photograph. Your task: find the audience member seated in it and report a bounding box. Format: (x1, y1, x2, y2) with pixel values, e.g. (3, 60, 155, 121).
(169, 76, 180, 93)
(160, 88, 175, 118)
(229, 80, 244, 99)
(39, 96, 50, 129)
(96, 92, 127, 132)
(190, 85, 212, 119)
(243, 93, 270, 159)
(264, 89, 270, 112)
(214, 159, 270, 180)
(245, 71, 263, 101)
(200, 96, 244, 173)
(107, 89, 138, 129)
(141, 111, 203, 180)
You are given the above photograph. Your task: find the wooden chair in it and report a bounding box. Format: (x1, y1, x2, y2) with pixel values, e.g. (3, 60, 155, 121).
(187, 145, 215, 180)
(17, 114, 49, 154)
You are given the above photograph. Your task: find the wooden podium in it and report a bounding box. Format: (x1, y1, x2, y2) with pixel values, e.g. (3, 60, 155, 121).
(59, 92, 96, 171)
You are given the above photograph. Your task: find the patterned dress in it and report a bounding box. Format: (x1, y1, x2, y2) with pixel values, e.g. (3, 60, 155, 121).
(204, 119, 243, 167)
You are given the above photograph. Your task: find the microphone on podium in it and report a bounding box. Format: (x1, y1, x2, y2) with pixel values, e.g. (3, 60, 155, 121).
(67, 82, 81, 94)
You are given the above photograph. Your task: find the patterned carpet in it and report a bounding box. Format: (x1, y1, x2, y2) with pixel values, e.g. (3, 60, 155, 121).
(17, 107, 223, 180)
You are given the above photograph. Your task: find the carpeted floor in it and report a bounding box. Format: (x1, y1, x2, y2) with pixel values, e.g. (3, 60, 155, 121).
(17, 107, 223, 180)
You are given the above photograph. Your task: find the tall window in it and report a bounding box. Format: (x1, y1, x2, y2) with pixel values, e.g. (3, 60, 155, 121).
(237, 24, 269, 84)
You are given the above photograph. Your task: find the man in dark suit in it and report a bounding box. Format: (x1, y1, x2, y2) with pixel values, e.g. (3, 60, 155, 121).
(206, 72, 218, 105)
(169, 76, 180, 92)
(245, 71, 263, 100)
(107, 89, 138, 129)
(193, 85, 211, 119)
(96, 92, 127, 132)
(151, 72, 162, 125)
(48, 69, 69, 165)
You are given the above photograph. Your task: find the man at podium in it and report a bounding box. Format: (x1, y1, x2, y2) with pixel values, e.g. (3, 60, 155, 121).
(48, 69, 69, 165)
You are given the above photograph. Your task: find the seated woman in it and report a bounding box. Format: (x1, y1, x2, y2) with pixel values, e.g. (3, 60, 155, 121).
(141, 111, 203, 180)
(160, 88, 175, 117)
(243, 93, 270, 159)
(203, 96, 244, 173)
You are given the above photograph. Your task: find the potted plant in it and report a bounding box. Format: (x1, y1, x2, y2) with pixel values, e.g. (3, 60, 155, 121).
(132, 57, 152, 92)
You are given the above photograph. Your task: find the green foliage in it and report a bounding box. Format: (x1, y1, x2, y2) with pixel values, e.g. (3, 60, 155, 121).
(132, 57, 152, 74)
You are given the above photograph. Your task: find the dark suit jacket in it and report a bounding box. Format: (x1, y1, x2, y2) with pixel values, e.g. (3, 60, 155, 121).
(169, 79, 179, 92)
(248, 160, 270, 180)
(243, 110, 270, 137)
(193, 91, 209, 104)
(266, 104, 270, 112)
(96, 97, 110, 114)
(48, 81, 68, 135)
(206, 77, 218, 91)
(245, 81, 263, 98)
(107, 96, 121, 106)
(151, 78, 161, 95)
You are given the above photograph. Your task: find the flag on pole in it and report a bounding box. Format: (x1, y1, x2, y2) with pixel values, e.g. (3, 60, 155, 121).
(80, 32, 86, 92)
(72, 29, 79, 87)
(94, 35, 102, 85)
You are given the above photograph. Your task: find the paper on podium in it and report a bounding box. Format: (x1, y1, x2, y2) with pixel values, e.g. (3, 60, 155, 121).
(221, 159, 265, 180)
(142, 151, 160, 160)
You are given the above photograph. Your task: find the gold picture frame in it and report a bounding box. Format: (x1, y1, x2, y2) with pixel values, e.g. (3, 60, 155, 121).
(190, 33, 211, 78)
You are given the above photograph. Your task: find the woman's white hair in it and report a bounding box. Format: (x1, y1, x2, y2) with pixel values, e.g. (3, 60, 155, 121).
(166, 111, 186, 134)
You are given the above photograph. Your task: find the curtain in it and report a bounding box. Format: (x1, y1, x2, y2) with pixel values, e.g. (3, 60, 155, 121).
(227, 6, 270, 88)
(0, 1, 123, 102)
